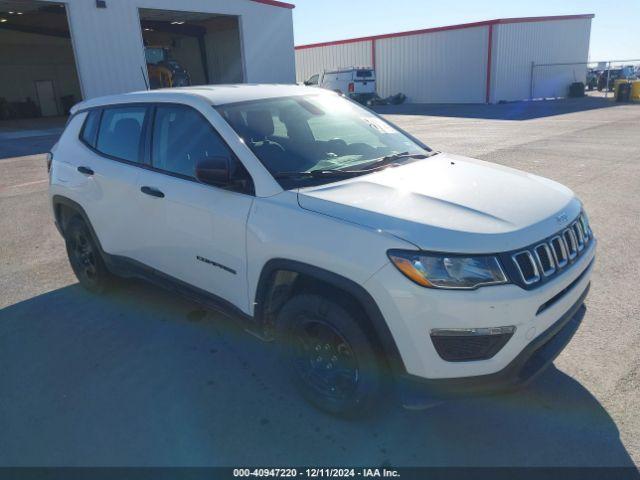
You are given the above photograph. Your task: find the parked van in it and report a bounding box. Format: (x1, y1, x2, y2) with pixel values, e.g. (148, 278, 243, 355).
(305, 67, 376, 104)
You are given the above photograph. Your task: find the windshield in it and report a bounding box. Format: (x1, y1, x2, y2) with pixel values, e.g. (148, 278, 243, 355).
(216, 94, 432, 188)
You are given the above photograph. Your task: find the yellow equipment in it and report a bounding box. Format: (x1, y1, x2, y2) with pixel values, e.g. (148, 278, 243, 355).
(144, 46, 191, 89)
(147, 63, 173, 89)
(613, 79, 629, 98)
(631, 81, 640, 102)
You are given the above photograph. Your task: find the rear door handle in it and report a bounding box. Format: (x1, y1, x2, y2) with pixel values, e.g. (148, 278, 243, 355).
(77, 166, 94, 175)
(140, 186, 165, 198)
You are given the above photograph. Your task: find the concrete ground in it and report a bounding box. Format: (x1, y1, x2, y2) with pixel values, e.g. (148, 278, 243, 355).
(0, 97, 639, 468)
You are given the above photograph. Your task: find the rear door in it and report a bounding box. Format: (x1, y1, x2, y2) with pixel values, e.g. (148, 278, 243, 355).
(135, 103, 254, 309)
(353, 69, 376, 95)
(74, 105, 150, 258)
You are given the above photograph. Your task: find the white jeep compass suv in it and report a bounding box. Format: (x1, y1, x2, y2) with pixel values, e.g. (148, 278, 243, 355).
(49, 85, 595, 416)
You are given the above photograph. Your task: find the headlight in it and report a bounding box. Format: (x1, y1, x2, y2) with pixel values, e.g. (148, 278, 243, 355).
(387, 250, 508, 290)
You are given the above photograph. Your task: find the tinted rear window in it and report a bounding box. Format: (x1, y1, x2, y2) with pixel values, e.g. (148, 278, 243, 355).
(96, 106, 147, 163)
(356, 69, 373, 78)
(80, 109, 101, 148)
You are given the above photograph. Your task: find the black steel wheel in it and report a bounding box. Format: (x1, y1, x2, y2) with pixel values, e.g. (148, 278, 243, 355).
(276, 293, 384, 417)
(64, 216, 111, 293)
(291, 317, 360, 402)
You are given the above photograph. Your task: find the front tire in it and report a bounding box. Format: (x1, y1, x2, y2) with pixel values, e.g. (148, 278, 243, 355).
(276, 293, 384, 417)
(64, 216, 112, 293)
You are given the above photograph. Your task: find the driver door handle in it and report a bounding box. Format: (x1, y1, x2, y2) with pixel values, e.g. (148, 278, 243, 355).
(140, 186, 165, 198)
(77, 166, 94, 175)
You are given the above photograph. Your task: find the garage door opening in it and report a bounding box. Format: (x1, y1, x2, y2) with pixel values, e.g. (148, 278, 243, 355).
(139, 8, 244, 90)
(0, 1, 81, 120)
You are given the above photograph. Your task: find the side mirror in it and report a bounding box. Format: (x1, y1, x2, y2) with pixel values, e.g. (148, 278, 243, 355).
(195, 156, 229, 187)
(303, 80, 311, 86)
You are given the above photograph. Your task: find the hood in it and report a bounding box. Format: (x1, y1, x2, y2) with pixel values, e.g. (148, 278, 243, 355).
(297, 153, 581, 253)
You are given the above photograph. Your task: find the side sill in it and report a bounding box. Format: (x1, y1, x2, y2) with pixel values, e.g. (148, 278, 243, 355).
(105, 253, 254, 325)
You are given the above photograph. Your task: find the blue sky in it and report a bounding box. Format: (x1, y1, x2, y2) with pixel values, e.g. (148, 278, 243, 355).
(292, 0, 640, 61)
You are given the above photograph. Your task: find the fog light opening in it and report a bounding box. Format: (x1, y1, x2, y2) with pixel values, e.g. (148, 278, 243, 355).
(430, 326, 516, 362)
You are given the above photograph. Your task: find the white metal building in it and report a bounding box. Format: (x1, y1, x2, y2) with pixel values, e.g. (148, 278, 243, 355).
(295, 14, 594, 104)
(0, 0, 296, 118)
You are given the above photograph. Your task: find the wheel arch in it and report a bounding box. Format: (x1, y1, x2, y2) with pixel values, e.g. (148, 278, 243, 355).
(254, 258, 407, 376)
(52, 195, 105, 256)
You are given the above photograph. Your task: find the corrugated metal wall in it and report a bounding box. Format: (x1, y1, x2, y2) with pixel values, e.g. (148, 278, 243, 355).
(295, 40, 372, 83)
(491, 19, 592, 102)
(375, 27, 488, 103)
(38, 0, 295, 99)
(295, 16, 593, 104)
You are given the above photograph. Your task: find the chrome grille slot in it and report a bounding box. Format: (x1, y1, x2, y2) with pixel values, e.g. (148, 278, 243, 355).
(579, 214, 590, 241)
(550, 235, 568, 268)
(572, 221, 585, 251)
(512, 251, 540, 285)
(563, 229, 578, 259)
(534, 243, 555, 276)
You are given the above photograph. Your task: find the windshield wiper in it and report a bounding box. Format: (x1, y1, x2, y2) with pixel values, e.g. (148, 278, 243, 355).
(273, 169, 365, 180)
(273, 151, 439, 181)
(346, 151, 432, 172)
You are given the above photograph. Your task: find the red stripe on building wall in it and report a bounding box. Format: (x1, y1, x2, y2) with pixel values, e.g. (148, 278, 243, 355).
(371, 39, 376, 69)
(295, 14, 593, 49)
(250, 0, 295, 9)
(485, 23, 493, 104)
(494, 14, 593, 25)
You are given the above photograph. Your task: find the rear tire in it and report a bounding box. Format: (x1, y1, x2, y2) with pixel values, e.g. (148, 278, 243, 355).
(276, 293, 384, 417)
(64, 216, 112, 293)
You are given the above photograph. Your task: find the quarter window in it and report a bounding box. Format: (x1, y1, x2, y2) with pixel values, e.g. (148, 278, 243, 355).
(80, 109, 101, 148)
(151, 104, 233, 178)
(96, 106, 147, 163)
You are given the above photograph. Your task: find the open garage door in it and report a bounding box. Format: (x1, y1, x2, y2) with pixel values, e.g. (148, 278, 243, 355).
(0, 1, 81, 120)
(139, 8, 244, 90)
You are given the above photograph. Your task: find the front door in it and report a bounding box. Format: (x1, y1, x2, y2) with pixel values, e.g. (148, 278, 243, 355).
(137, 103, 254, 311)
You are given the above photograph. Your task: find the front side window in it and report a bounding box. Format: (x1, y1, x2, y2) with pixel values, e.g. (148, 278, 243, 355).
(151, 104, 234, 179)
(217, 94, 432, 189)
(96, 106, 147, 163)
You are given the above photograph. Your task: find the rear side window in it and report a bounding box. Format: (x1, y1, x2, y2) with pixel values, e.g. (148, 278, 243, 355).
(80, 109, 101, 148)
(96, 106, 147, 163)
(151, 104, 233, 178)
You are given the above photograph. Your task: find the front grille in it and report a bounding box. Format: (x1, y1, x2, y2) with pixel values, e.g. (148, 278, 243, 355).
(504, 213, 593, 289)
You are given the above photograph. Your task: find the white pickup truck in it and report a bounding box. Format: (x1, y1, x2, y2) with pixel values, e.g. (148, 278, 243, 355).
(304, 67, 376, 104)
(49, 84, 595, 417)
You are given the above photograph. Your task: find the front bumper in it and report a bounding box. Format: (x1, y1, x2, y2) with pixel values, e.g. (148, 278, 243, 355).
(398, 282, 589, 406)
(365, 239, 595, 381)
